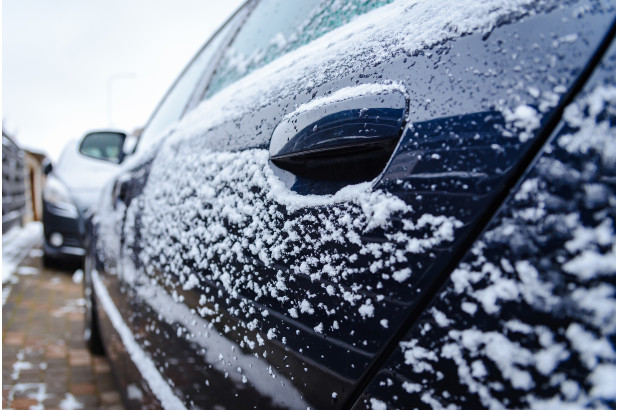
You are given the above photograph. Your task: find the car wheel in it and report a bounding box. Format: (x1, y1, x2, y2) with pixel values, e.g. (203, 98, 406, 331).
(42, 252, 56, 268)
(83, 253, 104, 355)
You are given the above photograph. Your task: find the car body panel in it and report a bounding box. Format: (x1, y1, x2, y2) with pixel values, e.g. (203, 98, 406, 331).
(87, 0, 615, 408)
(354, 39, 616, 409)
(42, 202, 84, 254)
(55, 139, 122, 211)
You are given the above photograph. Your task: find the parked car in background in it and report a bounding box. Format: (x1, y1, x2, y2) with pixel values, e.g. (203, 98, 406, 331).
(85, 0, 615, 408)
(42, 131, 126, 266)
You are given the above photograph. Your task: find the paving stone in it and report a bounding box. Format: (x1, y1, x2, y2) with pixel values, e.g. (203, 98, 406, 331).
(73, 394, 99, 407)
(46, 347, 68, 359)
(16, 373, 41, 383)
(44, 373, 68, 384)
(70, 383, 97, 395)
(100, 390, 123, 404)
(10, 397, 39, 409)
(93, 357, 111, 373)
(4, 331, 26, 345)
(96, 375, 118, 392)
(69, 350, 92, 366)
(44, 357, 67, 367)
(2, 245, 123, 409)
(45, 366, 69, 376)
(44, 381, 71, 394)
(69, 365, 94, 378)
(2, 345, 20, 357)
(42, 395, 64, 407)
(104, 405, 126, 410)
(2, 387, 10, 404)
(71, 374, 96, 385)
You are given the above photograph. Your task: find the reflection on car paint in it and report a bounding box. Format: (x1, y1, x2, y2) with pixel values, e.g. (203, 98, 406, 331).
(357, 42, 616, 410)
(87, 0, 616, 407)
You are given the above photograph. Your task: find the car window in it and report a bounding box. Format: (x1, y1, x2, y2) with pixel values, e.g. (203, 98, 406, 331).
(136, 10, 243, 153)
(79, 131, 127, 162)
(204, 0, 394, 99)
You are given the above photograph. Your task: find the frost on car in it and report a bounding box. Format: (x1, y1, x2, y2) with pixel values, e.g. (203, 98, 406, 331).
(86, 0, 615, 408)
(356, 42, 616, 410)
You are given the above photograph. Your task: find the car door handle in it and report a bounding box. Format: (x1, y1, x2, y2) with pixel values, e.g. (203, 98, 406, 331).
(269, 85, 408, 181)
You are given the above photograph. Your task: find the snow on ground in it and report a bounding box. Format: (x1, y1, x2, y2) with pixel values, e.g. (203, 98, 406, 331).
(2, 221, 43, 283)
(6, 348, 53, 409)
(59, 393, 84, 410)
(6, 382, 49, 410)
(2, 222, 43, 305)
(51, 298, 86, 318)
(72, 269, 84, 284)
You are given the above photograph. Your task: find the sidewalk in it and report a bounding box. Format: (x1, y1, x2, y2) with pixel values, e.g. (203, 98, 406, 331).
(3, 222, 43, 302)
(2, 241, 123, 409)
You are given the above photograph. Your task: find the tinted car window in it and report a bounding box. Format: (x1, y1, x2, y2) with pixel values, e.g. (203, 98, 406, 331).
(79, 132, 125, 162)
(136, 12, 240, 153)
(204, 0, 394, 99)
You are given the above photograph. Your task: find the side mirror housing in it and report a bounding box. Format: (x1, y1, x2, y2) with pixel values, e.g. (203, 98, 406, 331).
(78, 131, 127, 164)
(42, 159, 53, 175)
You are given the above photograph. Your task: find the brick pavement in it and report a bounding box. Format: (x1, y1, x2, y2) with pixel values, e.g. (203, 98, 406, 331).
(2, 246, 123, 409)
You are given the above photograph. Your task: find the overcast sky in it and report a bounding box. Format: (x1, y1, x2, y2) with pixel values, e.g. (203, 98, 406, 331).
(3, 0, 243, 161)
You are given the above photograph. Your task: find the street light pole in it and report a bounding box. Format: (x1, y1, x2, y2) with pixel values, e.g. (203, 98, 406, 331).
(106, 72, 136, 127)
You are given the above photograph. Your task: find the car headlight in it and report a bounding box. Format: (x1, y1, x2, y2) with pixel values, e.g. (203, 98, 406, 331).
(43, 176, 78, 217)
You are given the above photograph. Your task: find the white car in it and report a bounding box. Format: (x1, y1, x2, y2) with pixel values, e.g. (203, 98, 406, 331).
(42, 131, 126, 266)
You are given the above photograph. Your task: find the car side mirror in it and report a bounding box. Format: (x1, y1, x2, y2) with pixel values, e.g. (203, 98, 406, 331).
(123, 135, 139, 157)
(78, 131, 127, 164)
(42, 159, 53, 175)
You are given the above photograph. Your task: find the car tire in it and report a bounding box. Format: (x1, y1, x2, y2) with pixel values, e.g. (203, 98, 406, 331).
(85, 292, 105, 355)
(84, 253, 104, 355)
(42, 252, 56, 268)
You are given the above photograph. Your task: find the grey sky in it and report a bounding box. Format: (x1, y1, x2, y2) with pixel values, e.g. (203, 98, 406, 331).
(3, 0, 243, 161)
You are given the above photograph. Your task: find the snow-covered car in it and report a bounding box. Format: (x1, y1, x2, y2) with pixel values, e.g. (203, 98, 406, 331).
(42, 131, 126, 266)
(84, 0, 616, 408)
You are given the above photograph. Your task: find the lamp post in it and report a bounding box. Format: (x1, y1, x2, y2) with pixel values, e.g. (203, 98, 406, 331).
(106, 72, 136, 127)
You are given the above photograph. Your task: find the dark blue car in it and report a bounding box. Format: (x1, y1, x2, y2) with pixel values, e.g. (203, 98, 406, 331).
(84, 0, 616, 408)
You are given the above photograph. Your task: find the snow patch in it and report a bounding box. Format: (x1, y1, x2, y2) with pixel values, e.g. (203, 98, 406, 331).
(72, 269, 84, 284)
(59, 393, 84, 410)
(2, 222, 42, 285)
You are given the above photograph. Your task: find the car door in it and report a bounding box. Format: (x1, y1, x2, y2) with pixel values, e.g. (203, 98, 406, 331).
(88, 5, 248, 407)
(354, 38, 616, 410)
(95, 0, 615, 408)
